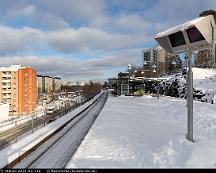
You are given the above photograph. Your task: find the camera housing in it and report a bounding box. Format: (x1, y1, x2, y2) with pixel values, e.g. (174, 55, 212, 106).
(155, 15, 216, 54)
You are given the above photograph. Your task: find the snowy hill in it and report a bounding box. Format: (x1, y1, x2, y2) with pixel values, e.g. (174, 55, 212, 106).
(193, 67, 216, 103)
(193, 67, 216, 91)
(157, 68, 216, 103)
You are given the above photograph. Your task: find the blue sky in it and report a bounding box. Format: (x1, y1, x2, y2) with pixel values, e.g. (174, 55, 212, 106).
(0, 0, 216, 83)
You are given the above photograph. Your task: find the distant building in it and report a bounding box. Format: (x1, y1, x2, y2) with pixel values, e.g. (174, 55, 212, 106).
(37, 75, 61, 95)
(142, 45, 175, 77)
(117, 72, 129, 95)
(195, 49, 213, 68)
(37, 75, 61, 97)
(108, 78, 118, 89)
(53, 77, 61, 92)
(75, 81, 85, 86)
(37, 75, 43, 96)
(44, 76, 53, 94)
(0, 65, 37, 115)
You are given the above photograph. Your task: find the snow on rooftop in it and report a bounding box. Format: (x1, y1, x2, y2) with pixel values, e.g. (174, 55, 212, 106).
(67, 95, 216, 168)
(0, 65, 24, 71)
(156, 16, 205, 38)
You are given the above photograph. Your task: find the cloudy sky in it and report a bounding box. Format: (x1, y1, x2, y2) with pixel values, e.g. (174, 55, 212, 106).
(0, 0, 216, 82)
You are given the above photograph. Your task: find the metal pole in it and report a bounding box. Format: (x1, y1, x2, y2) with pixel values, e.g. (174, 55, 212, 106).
(143, 79, 145, 94)
(186, 50, 193, 142)
(31, 112, 34, 133)
(157, 65, 159, 99)
(128, 71, 130, 95)
(43, 114, 46, 126)
(213, 42, 215, 68)
(35, 111, 37, 130)
(15, 116, 17, 143)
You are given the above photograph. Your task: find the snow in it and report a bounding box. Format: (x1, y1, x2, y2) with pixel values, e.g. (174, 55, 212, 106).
(156, 16, 205, 38)
(67, 95, 216, 168)
(193, 67, 216, 103)
(158, 68, 216, 103)
(15, 93, 107, 168)
(0, 104, 9, 122)
(0, 97, 75, 131)
(0, 110, 45, 132)
(0, 92, 102, 168)
(193, 67, 216, 91)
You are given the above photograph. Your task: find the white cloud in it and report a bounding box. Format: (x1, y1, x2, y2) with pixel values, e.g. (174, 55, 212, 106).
(0, 49, 141, 81)
(0, 26, 42, 53)
(1, 0, 216, 81)
(5, 4, 36, 17)
(0, 25, 150, 54)
(90, 12, 152, 35)
(36, 0, 106, 22)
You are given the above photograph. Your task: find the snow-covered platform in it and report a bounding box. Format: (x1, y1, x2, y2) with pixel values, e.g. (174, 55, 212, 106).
(67, 95, 216, 168)
(0, 93, 103, 168)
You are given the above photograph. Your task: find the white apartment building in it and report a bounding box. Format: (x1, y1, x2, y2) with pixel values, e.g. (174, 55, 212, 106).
(37, 75, 43, 95)
(53, 77, 61, 92)
(37, 75, 61, 95)
(142, 45, 175, 77)
(44, 76, 53, 94)
(142, 45, 167, 65)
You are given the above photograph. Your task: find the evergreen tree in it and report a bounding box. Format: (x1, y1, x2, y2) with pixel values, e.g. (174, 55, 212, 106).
(199, 9, 216, 22)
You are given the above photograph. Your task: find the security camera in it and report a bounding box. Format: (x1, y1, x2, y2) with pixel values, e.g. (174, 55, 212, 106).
(155, 15, 216, 54)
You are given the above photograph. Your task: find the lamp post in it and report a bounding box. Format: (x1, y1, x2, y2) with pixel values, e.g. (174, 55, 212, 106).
(141, 71, 145, 94)
(171, 60, 177, 74)
(43, 107, 46, 126)
(152, 64, 159, 99)
(14, 105, 20, 143)
(128, 64, 132, 95)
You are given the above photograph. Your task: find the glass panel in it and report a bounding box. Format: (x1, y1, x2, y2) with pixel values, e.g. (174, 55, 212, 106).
(186, 26, 205, 43)
(168, 31, 186, 47)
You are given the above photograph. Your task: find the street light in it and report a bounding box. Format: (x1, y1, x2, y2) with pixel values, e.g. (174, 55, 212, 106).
(128, 64, 132, 95)
(152, 64, 159, 99)
(171, 61, 177, 74)
(141, 71, 145, 94)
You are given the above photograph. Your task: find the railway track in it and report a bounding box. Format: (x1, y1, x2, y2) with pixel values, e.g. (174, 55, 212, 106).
(4, 92, 107, 168)
(0, 103, 79, 149)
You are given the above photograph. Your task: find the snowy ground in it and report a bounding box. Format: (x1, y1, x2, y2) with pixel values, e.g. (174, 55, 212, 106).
(67, 95, 216, 168)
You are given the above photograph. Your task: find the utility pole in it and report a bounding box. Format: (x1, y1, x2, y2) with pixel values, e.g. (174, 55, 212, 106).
(15, 114, 17, 143)
(128, 64, 132, 95)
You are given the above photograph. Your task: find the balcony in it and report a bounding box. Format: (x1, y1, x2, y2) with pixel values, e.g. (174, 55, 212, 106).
(2, 95, 11, 99)
(2, 90, 11, 94)
(2, 85, 11, 88)
(2, 74, 11, 78)
(2, 80, 11, 83)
